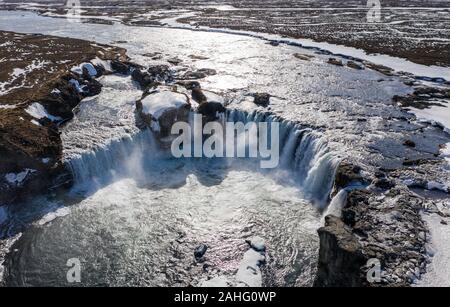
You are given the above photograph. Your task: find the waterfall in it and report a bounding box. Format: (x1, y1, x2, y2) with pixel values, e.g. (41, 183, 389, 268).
(227, 109, 340, 207)
(66, 130, 161, 186)
(321, 189, 348, 224)
(66, 109, 340, 207)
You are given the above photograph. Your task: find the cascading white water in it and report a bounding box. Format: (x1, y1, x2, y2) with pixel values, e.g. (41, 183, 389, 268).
(67, 108, 340, 207)
(227, 109, 340, 207)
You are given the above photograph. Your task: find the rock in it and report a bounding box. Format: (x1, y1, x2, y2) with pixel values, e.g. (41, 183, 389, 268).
(252, 93, 271, 107)
(176, 80, 201, 90)
(81, 63, 98, 79)
(373, 178, 396, 190)
(194, 244, 208, 259)
(192, 88, 207, 104)
(268, 41, 280, 46)
(293, 53, 314, 61)
(364, 62, 394, 76)
(441, 220, 448, 225)
(403, 140, 416, 148)
(181, 68, 217, 80)
(347, 61, 364, 70)
(167, 57, 182, 65)
(333, 162, 363, 190)
(82, 78, 103, 96)
(314, 215, 367, 287)
(131, 69, 155, 88)
(328, 58, 344, 66)
(110, 60, 130, 74)
(245, 237, 266, 251)
(197, 101, 226, 121)
(136, 89, 191, 137)
(189, 54, 209, 60)
(147, 65, 171, 82)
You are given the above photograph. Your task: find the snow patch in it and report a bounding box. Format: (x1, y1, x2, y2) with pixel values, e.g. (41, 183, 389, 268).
(31, 119, 41, 126)
(236, 249, 265, 287)
(71, 62, 97, 77)
(200, 276, 231, 287)
(38, 207, 71, 226)
(0, 104, 16, 109)
(141, 91, 188, 119)
(412, 106, 450, 135)
(25, 102, 62, 122)
(91, 57, 112, 72)
(69, 79, 84, 93)
(246, 237, 265, 251)
(4, 169, 35, 185)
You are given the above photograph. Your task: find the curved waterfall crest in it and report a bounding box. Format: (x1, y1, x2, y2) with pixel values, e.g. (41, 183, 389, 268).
(66, 109, 340, 207)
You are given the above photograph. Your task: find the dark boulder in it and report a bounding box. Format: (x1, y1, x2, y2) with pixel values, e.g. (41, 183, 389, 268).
(314, 215, 367, 287)
(198, 101, 226, 121)
(192, 88, 207, 104)
(252, 93, 271, 107)
(194, 244, 208, 259)
(333, 162, 363, 190)
(131, 69, 155, 88)
(373, 178, 396, 190)
(110, 60, 130, 74)
(347, 61, 364, 70)
(176, 80, 201, 90)
(147, 64, 171, 81)
(328, 58, 344, 66)
(403, 140, 416, 148)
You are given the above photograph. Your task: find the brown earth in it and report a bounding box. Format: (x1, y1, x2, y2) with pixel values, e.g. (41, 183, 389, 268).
(0, 30, 127, 203)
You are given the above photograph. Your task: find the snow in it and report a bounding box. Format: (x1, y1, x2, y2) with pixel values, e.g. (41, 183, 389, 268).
(31, 119, 41, 126)
(71, 62, 97, 77)
(141, 91, 188, 119)
(25, 102, 62, 122)
(51, 88, 60, 95)
(69, 79, 84, 93)
(247, 237, 266, 251)
(38, 207, 71, 226)
(4, 169, 35, 185)
(42, 158, 50, 164)
(416, 213, 450, 287)
(200, 276, 231, 287)
(235, 249, 265, 287)
(91, 57, 112, 72)
(412, 105, 450, 135)
(203, 91, 225, 105)
(0, 104, 16, 109)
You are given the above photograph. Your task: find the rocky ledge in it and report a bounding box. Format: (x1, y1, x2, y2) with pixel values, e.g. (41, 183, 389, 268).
(0, 31, 128, 203)
(315, 160, 449, 287)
